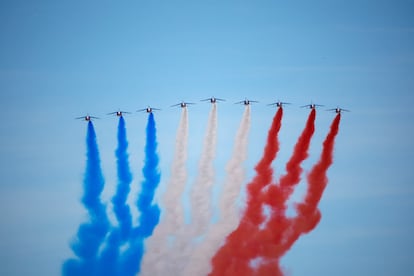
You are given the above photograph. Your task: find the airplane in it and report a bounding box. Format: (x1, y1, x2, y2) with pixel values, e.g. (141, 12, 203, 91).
(137, 106, 161, 113)
(107, 110, 131, 117)
(268, 100, 291, 108)
(235, 98, 259, 105)
(327, 107, 350, 114)
(171, 101, 196, 108)
(300, 102, 324, 109)
(200, 97, 225, 103)
(75, 115, 99, 121)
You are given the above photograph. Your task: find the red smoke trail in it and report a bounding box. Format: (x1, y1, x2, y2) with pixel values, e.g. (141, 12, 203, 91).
(262, 108, 316, 207)
(247, 109, 316, 270)
(245, 107, 283, 226)
(209, 107, 283, 276)
(280, 112, 341, 254)
(255, 112, 341, 275)
(233, 108, 316, 276)
(210, 111, 341, 276)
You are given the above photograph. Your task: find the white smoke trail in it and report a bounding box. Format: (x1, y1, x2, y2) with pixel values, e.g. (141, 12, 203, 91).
(169, 103, 218, 275)
(140, 108, 188, 276)
(189, 103, 218, 236)
(183, 105, 251, 276)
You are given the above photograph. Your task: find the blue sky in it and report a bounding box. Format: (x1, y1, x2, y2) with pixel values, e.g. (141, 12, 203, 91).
(0, 0, 413, 275)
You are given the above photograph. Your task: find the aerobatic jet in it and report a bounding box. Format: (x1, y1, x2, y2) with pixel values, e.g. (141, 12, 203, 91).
(75, 115, 99, 121)
(107, 110, 131, 117)
(301, 103, 324, 109)
(236, 98, 259, 105)
(327, 107, 350, 114)
(171, 101, 195, 108)
(137, 106, 161, 113)
(201, 97, 225, 103)
(268, 100, 291, 108)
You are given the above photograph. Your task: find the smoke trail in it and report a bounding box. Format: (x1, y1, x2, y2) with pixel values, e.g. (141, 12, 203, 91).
(236, 109, 316, 275)
(141, 107, 189, 276)
(219, 105, 251, 231)
(268, 108, 316, 204)
(282, 113, 341, 251)
(62, 121, 110, 276)
(112, 116, 133, 238)
(97, 116, 133, 275)
(189, 103, 218, 236)
(164, 103, 217, 275)
(244, 112, 340, 275)
(184, 105, 251, 276)
(209, 107, 283, 276)
(118, 113, 161, 276)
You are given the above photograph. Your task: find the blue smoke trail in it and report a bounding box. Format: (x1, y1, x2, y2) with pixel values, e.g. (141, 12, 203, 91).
(63, 121, 110, 276)
(97, 116, 133, 275)
(119, 112, 161, 276)
(113, 116, 133, 238)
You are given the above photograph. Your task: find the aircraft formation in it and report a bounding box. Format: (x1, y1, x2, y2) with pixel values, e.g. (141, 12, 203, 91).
(68, 95, 345, 276)
(75, 97, 349, 121)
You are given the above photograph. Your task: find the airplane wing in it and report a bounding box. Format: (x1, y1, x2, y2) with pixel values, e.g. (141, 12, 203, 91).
(137, 108, 147, 112)
(170, 103, 182, 107)
(200, 98, 225, 102)
(108, 111, 131, 114)
(270, 102, 291, 105)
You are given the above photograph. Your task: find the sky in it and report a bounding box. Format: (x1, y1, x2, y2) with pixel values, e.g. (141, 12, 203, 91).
(0, 0, 414, 275)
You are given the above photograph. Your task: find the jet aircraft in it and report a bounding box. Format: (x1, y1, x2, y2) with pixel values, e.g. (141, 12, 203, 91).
(268, 100, 291, 108)
(327, 107, 350, 113)
(75, 115, 99, 121)
(236, 98, 259, 105)
(171, 101, 195, 108)
(301, 103, 324, 109)
(137, 106, 161, 113)
(201, 97, 225, 103)
(107, 110, 131, 117)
